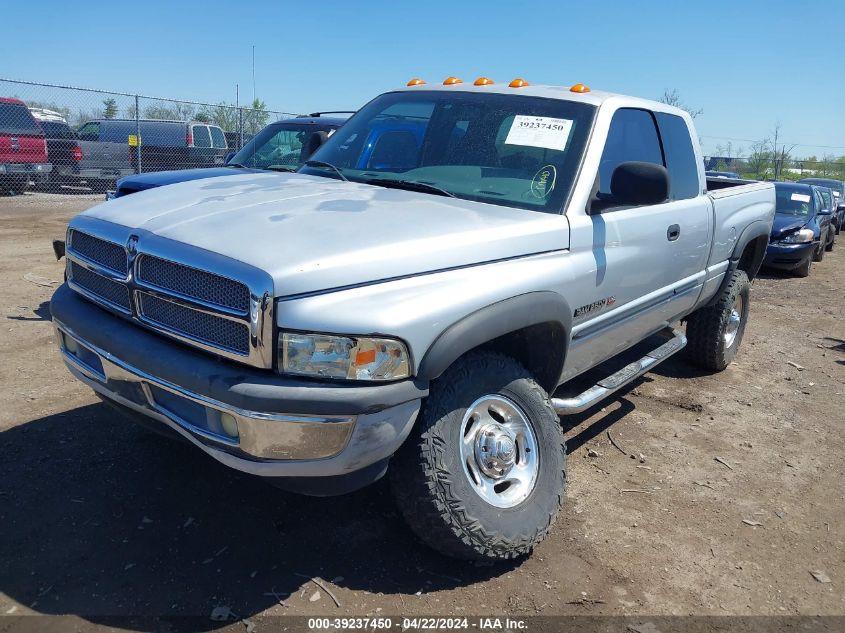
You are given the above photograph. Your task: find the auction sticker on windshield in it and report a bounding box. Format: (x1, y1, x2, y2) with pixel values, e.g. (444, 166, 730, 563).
(505, 116, 573, 151)
(791, 193, 811, 203)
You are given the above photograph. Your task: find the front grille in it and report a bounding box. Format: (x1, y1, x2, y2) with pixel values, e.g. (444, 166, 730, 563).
(69, 230, 128, 274)
(69, 262, 131, 311)
(138, 293, 250, 355)
(137, 255, 250, 312)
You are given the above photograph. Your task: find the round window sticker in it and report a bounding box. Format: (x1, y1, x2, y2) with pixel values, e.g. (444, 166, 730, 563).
(530, 165, 557, 199)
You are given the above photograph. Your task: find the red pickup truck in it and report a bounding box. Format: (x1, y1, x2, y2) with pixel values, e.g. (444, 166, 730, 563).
(0, 97, 52, 194)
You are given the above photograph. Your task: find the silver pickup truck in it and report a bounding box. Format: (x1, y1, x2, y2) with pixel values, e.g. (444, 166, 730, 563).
(50, 80, 775, 561)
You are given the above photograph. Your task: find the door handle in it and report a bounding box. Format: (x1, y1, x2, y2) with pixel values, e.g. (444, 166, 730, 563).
(667, 224, 681, 241)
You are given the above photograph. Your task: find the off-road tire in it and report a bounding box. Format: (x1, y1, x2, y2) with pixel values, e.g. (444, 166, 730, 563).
(389, 351, 566, 561)
(685, 270, 751, 371)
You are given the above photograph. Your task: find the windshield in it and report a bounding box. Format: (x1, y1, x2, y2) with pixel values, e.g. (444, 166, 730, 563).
(231, 123, 335, 170)
(299, 90, 596, 213)
(40, 121, 76, 139)
(801, 179, 843, 197)
(775, 186, 812, 216)
(0, 103, 42, 135)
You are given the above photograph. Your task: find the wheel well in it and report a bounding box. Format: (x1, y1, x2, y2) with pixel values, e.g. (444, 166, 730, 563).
(737, 235, 768, 281)
(478, 322, 566, 393)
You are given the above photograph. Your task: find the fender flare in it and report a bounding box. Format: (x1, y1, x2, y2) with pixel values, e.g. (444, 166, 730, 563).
(707, 219, 771, 306)
(417, 291, 572, 389)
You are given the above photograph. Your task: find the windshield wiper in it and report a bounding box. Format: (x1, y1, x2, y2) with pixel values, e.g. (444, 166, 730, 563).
(265, 165, 297, 172)
(362, 177, 456, 198)
(226, 162, 248, 169)
(304, 160, 348, 181)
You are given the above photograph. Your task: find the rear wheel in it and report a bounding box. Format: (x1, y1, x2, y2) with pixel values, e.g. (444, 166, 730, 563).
(685, 270, 751, 371)
(389, 351, 566, 561)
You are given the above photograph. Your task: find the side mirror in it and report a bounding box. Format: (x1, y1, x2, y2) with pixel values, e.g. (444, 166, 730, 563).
(817, 208, 832, 216)
(837, 202, 845, 212)
(609, 161, 670, 207)
(223, 151, 236, 164)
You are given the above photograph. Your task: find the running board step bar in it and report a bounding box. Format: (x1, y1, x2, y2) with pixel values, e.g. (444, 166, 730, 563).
(550, 329, 687, 415)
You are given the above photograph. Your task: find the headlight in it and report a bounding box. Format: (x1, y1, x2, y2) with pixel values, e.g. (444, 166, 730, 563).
(779, 228, 814, 244)
(279, 332, 410, 381)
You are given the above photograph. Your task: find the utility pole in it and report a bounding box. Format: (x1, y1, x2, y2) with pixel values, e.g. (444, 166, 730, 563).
(252, 45, 256, 105)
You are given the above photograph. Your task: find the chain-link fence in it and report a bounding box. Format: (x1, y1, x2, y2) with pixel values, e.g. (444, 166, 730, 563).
(704, 156, 845, 182)
(0, 77, 298, 193)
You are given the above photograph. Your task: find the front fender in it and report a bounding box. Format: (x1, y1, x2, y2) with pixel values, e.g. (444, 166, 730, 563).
(417, 291, 572, 386)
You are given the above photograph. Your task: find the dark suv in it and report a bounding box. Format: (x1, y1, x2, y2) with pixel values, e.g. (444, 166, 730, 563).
(76, 119, 229, 190)
(110, 113, 351, 198)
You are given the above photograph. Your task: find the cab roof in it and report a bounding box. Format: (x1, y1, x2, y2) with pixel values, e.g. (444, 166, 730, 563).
(395, 81, 690, 118)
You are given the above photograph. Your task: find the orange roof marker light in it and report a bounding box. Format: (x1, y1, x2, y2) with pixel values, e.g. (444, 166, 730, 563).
(474, 77, 494, 86)
(508, 78, 529, 88)
(443, 76, 463, 85)
(407, 78, 426, 86)
(570, 83, 591, 93)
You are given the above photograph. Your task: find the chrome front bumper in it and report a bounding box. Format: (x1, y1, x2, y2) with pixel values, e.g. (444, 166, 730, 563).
(54, 319, 420, 478)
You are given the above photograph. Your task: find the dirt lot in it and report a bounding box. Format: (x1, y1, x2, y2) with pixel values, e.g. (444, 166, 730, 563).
(0, 191, 843, 630)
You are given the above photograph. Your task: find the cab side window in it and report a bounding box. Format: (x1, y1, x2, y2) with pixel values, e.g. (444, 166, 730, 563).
(77, 122, 100, 141)
(655, 113, 701, 200)
(598, 108, 663, 196)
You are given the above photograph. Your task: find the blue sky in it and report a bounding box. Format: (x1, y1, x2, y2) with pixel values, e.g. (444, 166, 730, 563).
(2, 0, 844, 157)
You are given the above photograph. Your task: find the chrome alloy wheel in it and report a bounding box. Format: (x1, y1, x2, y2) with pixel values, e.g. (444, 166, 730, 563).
(459, 395, 539, 508)
(724, 293, 744, 348)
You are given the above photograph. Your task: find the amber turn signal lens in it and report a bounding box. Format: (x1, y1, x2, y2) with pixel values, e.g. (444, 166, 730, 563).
(508, 78, 529, 88)
(407, 78, 426, 86)
(570, 83, 591, 93)
(473, 77, 494, 86)
(355, 348, 377, 366)
(443, 76, 463, 85)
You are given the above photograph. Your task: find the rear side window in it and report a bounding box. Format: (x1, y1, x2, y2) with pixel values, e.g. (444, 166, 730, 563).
(139, 122, 182, 146)
(192, 125, 211, 148)
(598, 108, 663, 195)
(0, 103, 43, 135)
(210, 126, 227, 148)
(98, 121, 135, 143)
(655, 113, 701, 200)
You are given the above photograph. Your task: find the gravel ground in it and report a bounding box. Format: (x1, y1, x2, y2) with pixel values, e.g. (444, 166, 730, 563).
(0, 191, 843, 631)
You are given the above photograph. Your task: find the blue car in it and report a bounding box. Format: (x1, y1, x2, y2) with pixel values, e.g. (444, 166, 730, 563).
(763, 182, 835, 277)
(108, 113, 352, 198)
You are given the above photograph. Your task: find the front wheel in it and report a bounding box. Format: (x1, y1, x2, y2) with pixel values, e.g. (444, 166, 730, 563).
(389, 351, 566, 561)
(794, 255, 812, 278)
(825, 231, 834, 252)
(685, 269, 751, 371)
(813, 238, 825, 262)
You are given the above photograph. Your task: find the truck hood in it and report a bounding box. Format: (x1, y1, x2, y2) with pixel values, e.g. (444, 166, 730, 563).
(116, 167, 264, 194)
(83, 171, 569, 297)
(770, 213, 810, 239)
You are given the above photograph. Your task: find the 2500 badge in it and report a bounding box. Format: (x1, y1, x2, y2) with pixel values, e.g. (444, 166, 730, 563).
(573, 296, 616, 318)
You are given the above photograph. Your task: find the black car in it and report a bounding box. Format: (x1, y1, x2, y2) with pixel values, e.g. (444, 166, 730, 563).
(110, 113, 351, 198)
(29, 110, 84, 188)
(798, 178, 845, 234)
(763, 182, 835, 277)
